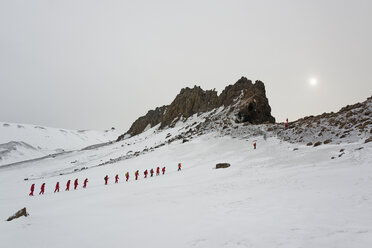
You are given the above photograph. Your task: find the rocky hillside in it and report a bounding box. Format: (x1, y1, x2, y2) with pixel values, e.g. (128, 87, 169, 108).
(274, 96, 372, 145)
(118, 77, 275, 140)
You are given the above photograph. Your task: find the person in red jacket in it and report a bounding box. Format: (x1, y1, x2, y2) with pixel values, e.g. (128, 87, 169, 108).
(156, 167, 160, 176)
(135, 170, 139, 180)
(162, 167, 166, 175)
(54, 182, 60, 193)
(115, 174, 119, 183)
(66, 180, 71, 191)
(125, 172, 129, 182)
(39, 183, 45, 195)
(178, 163, 182, 171)
(74, 178, 78, 190)
(144, 169, 148, 178)
(104, 175, 109, 185)
(150, 168, 154, 177)
(253, 142, 257, 150)
(285, 118, 288, 128)
(29, 184, 35, 196)
(83, 178, 88, 188)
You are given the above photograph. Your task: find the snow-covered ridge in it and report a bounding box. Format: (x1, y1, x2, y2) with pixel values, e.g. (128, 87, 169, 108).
(0, 122, 121, 166)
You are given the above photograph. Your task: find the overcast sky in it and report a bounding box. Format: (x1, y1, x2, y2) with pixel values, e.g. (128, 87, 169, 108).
(0, 0, 371, 131)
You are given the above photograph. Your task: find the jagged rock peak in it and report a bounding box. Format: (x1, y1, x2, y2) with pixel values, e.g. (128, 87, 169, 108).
(160, 85, 219, 128)
(117, 77, 275, 140)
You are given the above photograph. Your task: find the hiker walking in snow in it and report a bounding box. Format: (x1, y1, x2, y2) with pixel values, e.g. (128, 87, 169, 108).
(285, 118, 288, 128)
(125, 172, 129, 182)
(66, 180, 71, 191)
(253, 142, 256, 149)
(162, 167, 166, 175)
(178, 163, 182, 171)
(135, 170, 139, 180)
(150, 168, 154, 177)
(39, 183, 45, 195)
(54, 182, 60, 193)
(104, 175, 109, 185)
(115, 174, 119, 183)
(144, 169, 148, 178)
(83, 178, 88, 188)
(156, 167, 160, 176)
(29, 184, 35, 196)
(74, 179, 78, 190)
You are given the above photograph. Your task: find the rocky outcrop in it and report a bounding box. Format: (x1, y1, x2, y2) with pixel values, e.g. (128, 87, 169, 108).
(220, 78, 275, 124)
(117, 105, 168, 141)
(160, 86, 218, 128)
(119, 77, 275, 139)
(274, 95, 372, 144)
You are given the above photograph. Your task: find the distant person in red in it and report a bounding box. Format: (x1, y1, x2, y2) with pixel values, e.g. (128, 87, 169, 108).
(39, 183, 45, 195)
(125, 172, 129, 182)
(285, 118, 288, 128)
(135, 170, 139, 180)
(66, 180, 71, 191)
(162, 167, 166, 175)
(150, 168, 154, 177)
(54, 182, 60, 193)
(29, 184, 35, 196)
(253, 142, 257, 149)
(156, 167, 160, 176)
(74, 179, 78, 190)
(178, 163, 182, 171)
(104, 175, 109, 185)
(144, 170, 148, 178)
(115, 174, 119, 183)
(83, 178, 88, 188)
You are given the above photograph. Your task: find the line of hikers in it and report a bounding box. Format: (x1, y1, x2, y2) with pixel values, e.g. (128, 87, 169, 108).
(29, 163, 182, 196)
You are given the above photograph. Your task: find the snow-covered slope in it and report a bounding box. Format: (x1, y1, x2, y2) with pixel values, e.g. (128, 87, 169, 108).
(0, 122, 121, 166)
(0, 113, 372, 247)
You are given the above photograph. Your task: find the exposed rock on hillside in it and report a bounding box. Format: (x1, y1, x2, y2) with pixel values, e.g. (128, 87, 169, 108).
(225, 79, 275, 124)
(117, 106, 168, 141)
(272, 96, 372, 144)
(119, 77, 275, 139)
(160, 86, 218, 128)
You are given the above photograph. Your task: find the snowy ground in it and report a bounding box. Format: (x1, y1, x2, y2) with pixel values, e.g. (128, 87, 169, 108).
(0, 121, 121, 166)
(1, 129, 371, 248)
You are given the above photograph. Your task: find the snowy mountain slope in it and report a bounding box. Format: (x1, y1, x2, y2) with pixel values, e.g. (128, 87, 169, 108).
(0, 122, 121, 166)
(0, 129, 371, 248)
(1, 95, 372, 247)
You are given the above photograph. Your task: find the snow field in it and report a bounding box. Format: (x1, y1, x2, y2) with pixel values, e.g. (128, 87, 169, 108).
(1, 133, 371, 248)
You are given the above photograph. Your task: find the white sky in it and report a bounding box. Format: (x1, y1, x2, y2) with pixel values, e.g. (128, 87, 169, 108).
(0, 0, 371, 131)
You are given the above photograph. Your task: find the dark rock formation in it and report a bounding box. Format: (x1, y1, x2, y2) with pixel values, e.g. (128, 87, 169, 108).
(216, 163, 231, 169)
(117, 105, 168, 141)
(6, 207, 29, 221)
(160, 86, 218, 128)
(118, 77, 275, 139)
(226, 78, 275, 124)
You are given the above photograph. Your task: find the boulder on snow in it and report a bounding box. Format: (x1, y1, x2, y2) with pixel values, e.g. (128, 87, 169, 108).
(365, 136, 372, 144)
(323, 139, 332, 144)
(216, 163, 231, 169)
(6, 207, 29, 221)
(313, 141, 322, 147)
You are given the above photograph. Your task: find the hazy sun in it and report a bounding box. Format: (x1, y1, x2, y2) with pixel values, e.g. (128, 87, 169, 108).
(309, 78, 317, 86)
